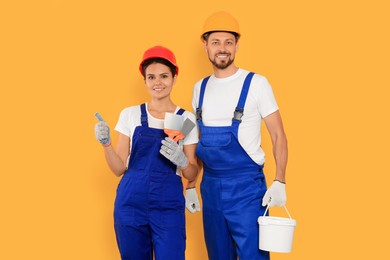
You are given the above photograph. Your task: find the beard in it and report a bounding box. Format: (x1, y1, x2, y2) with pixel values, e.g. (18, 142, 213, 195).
(209, 53, 235, 70)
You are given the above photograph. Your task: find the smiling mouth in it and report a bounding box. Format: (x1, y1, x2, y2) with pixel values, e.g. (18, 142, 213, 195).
(153, 87, 165, 92)
(216, 53, 229, 58)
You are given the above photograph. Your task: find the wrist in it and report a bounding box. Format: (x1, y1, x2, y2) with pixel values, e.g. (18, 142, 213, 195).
(274, 179, 286, 184)
(102, 142, 111, 147)
(187, 179, 197, 189)
(179, 160, 189, 170)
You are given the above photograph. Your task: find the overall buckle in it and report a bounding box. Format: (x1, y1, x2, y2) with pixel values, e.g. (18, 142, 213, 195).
(233, 108, 244, 122)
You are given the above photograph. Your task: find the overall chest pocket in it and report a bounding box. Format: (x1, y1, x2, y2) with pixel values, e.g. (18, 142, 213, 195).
(129, 134, 158, 170)
(200, 132, 232, 147)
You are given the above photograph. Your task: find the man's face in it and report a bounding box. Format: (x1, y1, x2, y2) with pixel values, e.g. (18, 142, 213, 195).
(204, 32, 238, 70)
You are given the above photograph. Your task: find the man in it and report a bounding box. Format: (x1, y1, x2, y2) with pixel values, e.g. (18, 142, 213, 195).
(192, 11, 288, 260)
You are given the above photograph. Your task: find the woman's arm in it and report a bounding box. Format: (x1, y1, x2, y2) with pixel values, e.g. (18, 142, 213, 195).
(181, 143, 199, 183)
(103, 133, 130, 177)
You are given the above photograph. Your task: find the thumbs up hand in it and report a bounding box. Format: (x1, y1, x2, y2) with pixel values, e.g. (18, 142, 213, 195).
(94, 112, 111, 146)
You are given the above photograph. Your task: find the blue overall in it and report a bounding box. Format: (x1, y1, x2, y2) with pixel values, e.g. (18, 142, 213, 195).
(114, 103, 186, 260)
(196, 73, 270, 260)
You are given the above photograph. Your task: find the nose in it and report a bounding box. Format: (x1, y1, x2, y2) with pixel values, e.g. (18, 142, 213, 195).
(155, 77, 162, 84)
(218, 44, 226, 52)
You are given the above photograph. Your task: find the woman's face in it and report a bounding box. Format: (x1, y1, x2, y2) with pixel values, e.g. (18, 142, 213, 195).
(144, 62, 176, 100)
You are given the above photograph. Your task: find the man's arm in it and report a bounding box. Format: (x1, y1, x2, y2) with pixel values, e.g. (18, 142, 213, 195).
(263, 110, 288, 183)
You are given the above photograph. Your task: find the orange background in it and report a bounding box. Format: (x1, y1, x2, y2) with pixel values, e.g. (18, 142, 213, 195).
(1, 0, 389, 259)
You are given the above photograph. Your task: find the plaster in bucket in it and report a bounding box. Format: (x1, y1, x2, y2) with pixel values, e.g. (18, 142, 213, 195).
(258, 205, 296, 253)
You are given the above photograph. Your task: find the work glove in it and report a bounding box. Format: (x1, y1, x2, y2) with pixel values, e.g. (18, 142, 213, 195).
(185, 188, 201, 213)
(94, 112, 111, 145)
(160, 137, 189, 169)
(262, 181, 286, 207)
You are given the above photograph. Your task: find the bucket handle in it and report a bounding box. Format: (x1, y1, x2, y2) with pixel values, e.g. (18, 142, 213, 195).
(263, 205, 293, 219)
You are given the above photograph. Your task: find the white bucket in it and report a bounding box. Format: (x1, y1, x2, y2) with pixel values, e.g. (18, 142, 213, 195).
(258, 205, 296, 253)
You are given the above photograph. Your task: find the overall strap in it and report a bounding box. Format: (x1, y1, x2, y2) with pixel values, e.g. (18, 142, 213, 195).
(196, 76, 211, 124)
(176, 108, 185, 115)
(141, 104, 184, 126)
(140, 103, 148, 127)
(232, 72, 255, 128)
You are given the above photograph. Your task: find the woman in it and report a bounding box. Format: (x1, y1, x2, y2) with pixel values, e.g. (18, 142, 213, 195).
(94, 46, 200, 259)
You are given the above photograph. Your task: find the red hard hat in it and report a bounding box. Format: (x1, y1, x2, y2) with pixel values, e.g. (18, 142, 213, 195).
(139, 46, 179, 76)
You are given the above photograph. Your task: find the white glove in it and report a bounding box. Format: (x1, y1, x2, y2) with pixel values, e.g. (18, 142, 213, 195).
(160, 138, 189, 169)
(185, 188, 201, 213)
(262, 181, 286, 207)
(94, 112, 111, 145)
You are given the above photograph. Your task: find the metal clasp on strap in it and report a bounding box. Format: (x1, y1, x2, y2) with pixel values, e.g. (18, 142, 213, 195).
(233, 108, 244, 122)
(196, 108, 202, 121)
(141, 115, 148, 125)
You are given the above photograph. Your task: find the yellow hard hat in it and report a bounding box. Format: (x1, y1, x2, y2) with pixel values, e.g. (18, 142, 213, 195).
(201, 11, 240, 41)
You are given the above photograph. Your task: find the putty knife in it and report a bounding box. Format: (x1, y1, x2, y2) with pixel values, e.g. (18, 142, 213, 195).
(164, 112, 185, 142)
(181, 118, 196, 137)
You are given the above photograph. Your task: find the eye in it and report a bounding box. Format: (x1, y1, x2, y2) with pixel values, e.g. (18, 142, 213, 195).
(147, 75, 155, 80)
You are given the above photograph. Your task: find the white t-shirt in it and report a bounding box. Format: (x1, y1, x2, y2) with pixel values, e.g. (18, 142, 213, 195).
(115, 103, 199, 151)
(192, 68, 278, 165)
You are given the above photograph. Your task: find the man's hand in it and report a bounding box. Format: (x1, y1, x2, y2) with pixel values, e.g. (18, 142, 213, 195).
(185, 188, 201, 213)
(262, 181, 286, 207)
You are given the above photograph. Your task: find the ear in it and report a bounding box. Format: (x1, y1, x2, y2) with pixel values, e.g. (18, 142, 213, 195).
(236, 41, 239, 53)
(203, 40, 208, 53)
(173, 74, 177, 85)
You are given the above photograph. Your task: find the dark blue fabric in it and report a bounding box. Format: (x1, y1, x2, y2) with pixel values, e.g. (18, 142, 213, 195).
(196, 72, 270, 260)
(114, 104, 185, 260)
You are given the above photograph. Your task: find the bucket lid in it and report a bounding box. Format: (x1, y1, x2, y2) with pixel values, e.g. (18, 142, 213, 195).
(258, 216, 296, 227)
